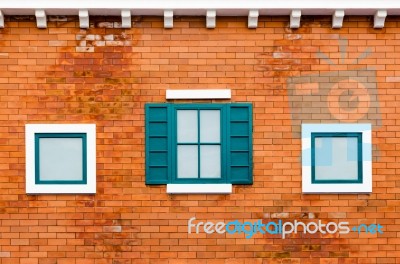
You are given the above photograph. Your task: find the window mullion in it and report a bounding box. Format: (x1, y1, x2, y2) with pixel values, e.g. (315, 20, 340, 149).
(197, 109, 201, 179)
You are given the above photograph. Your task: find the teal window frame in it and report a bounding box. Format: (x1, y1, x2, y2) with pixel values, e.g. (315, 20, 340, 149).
(311, 132, 363, 184)
(172, 104, 226, 184)
(34, 133, 88, 185)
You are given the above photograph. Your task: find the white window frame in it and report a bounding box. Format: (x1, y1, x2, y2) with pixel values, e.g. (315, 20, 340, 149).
(26, 124, 96, 194)
(302, 123, 372, 193)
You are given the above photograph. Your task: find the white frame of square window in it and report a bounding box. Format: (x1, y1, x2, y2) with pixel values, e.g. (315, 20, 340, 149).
(26, 124, 96, 194)
(302, 123, 372, 193)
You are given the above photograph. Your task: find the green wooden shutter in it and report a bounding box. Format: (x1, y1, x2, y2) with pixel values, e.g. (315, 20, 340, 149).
(145, 104, 170, 184)
(228, 104, 253, 184)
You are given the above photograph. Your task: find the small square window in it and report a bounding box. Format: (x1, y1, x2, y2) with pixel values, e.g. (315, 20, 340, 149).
(312, 133, 362, 183)
(26, 124, 96, 194)
(302, 124, 372, 193)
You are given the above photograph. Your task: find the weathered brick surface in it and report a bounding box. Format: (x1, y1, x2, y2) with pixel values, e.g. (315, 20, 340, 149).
(0, 15, 400, 263)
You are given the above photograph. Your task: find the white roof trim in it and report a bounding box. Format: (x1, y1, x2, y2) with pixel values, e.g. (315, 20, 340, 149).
(374, 10, 387, 28)
(78, 9, 89, 28)
(164, 10, 173, 28)
(206, 10, 216, 29)
(121, 10, 131, 28)
(248, 10, 259, 29)
(166, 89, 231, 100)
(35, 9, 47, 29)
(290, 9, 301, 29)
(332, 10, 345, 29)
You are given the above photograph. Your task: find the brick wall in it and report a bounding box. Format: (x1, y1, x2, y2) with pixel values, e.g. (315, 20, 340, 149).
(1, 15, 400, 263)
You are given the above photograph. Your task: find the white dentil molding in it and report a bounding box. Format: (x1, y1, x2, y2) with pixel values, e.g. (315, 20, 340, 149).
(0, 0, 399, 28)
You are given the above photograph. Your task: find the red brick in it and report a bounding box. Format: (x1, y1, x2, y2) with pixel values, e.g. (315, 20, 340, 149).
(0, 14, 399, 263)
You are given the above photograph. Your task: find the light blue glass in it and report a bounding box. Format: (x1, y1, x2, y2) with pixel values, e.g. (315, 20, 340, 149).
(315, 137, 358, 181)
(39, 138, 83, 181)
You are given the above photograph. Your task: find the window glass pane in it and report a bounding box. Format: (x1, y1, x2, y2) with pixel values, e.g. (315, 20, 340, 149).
(200, 110, 220, 143)
(177, 145, 198, 178)
(39, 138, 83, 181)
(177, 110, 198, 143)
(200, 145, 221, 178)
(315, 137, 358, 181)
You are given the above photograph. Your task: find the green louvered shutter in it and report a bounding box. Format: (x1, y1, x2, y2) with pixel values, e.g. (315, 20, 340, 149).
(228, 104, 253, 184)
(145, 104, 170, 184)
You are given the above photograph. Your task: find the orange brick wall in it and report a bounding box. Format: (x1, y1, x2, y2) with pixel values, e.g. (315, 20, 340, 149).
(0, 15, 400, 263)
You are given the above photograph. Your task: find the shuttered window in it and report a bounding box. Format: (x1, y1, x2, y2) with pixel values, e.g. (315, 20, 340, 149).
(145, 103, 252, 185)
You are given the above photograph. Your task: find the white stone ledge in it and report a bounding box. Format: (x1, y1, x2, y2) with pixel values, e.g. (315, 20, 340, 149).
(166, 89, 231, 100)
(167, 184, 232, 194)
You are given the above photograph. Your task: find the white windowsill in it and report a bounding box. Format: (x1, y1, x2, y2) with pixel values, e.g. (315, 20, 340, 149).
(167, 184, 232, 194)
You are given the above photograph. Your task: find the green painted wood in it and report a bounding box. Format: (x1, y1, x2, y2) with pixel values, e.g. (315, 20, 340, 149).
(145, 104, 170, 184)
